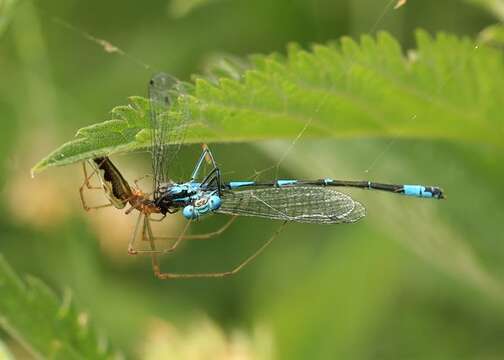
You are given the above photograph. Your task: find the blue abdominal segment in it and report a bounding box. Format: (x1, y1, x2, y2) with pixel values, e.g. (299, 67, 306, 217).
(402, 185, 443, 199)
(229, 181, 256, 189)
(276, 179, 297, 186)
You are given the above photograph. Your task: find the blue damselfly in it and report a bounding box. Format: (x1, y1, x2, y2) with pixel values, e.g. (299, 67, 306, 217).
(80, 73, 445, 280)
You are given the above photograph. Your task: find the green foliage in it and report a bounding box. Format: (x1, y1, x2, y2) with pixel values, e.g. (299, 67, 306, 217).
(31, 30, 504, 176)
(0, 0, 20, 36)
(464, 0, 504, 20)
(0, 255, 121, 359)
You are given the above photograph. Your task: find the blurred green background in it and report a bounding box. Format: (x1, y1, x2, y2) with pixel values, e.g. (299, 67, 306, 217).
(1, 0, 504, 359)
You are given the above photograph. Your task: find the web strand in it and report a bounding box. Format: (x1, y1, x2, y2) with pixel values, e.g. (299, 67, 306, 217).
(361, 32, 485, 173)
(48, 16, 152, 71)
(251, 0, 402, 180)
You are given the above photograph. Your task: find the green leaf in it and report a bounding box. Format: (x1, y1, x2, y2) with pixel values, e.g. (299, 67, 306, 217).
(0, 255, 122, 360)
(31, 30, 504, 175)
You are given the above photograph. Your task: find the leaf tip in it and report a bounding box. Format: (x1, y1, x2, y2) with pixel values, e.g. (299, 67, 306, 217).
(30, 167, 39, 178)
(30, 161, 47, 177)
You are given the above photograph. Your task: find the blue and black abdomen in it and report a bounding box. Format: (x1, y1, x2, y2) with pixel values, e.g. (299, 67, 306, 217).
(226, 179, 445, 199)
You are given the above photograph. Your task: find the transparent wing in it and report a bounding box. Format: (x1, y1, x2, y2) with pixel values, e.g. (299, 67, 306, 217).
(148, 73, 189, 197)
(217, 186, 366, 224)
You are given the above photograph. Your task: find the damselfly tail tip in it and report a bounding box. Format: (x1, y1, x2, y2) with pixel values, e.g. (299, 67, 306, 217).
(403, 185, 445, 199)
(433, 187, 446, 200)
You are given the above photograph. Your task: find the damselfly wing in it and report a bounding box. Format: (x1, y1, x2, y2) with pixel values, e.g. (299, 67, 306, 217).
(148, 73, 190, 199)
(218, 186, 366, 224)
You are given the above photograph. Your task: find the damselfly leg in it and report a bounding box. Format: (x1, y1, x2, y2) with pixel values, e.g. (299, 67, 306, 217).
(191, 144, 218, 181)
(151, 215, 238, 241)
(190, 144, 223, 196)
(128, 215, 191, 256)
(128, 215, 238, 255)
(141, 215, 191, 255)
(148, 219, 288, 279)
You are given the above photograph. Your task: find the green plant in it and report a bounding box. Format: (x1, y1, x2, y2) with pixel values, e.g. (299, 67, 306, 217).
(31, 30, 503, 175)
(0, 255, 121, 359)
